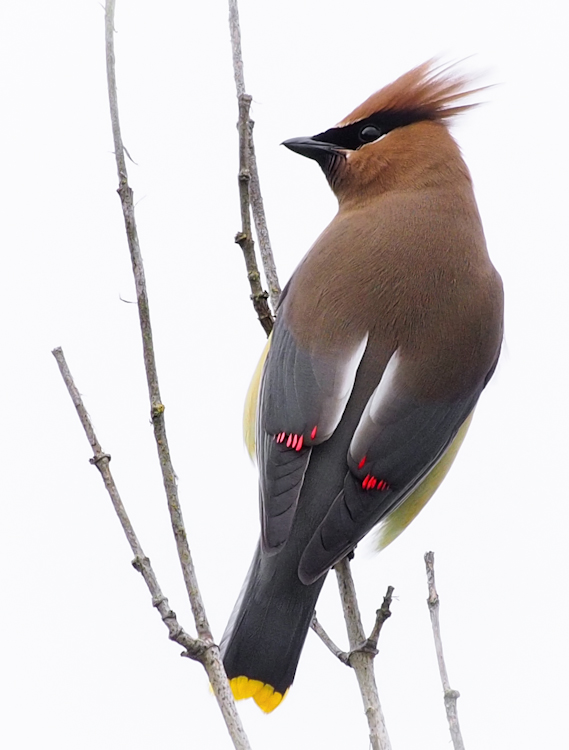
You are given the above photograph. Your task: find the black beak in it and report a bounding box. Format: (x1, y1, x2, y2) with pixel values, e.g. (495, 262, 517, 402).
(282, 136, 341, 163)
(282, 137, 345, 184)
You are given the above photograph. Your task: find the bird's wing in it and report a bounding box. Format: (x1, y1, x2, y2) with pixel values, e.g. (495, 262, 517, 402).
(298, 351, 480, 583)
(374, 410, 473, 551)
(257, 317, 368, 553)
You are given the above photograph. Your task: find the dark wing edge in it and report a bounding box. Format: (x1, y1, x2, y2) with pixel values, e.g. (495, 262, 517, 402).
(258, 319, 368, 553)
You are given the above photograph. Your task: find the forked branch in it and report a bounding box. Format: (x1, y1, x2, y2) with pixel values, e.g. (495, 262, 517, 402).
(235, 91, 274, 335)
(228, 0, 279, 328)
(311, 586, 394, 668)
(52, 347, 250, 749)
(52, 347, 204, 661)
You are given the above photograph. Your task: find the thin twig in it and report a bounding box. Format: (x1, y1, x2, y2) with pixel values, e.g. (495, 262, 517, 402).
(52, 348, 204, 659)
(367, 586, 395, 652)
(103, 5, 250, 747)
(425, 551, 466, 750)
(105, 0, 209, 641)
(335, 558, 392, 750)
(228, 0, 279, 325)
(249, 135, 281, 311)
(310, 614, 350, 665)
(228, 0, 246, 99)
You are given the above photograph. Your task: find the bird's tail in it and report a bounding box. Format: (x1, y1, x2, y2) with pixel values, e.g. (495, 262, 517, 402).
(220, 542, 326, 712)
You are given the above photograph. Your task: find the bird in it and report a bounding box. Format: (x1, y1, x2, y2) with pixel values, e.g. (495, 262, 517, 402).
(221, 60, 504, 713)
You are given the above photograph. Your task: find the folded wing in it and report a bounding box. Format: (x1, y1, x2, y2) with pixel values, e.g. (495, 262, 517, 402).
(257, 319, 368, 553)
(299, 351, 483, 583)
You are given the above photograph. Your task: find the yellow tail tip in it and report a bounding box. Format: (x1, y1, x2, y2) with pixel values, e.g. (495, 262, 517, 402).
(229, 676, 288, 713)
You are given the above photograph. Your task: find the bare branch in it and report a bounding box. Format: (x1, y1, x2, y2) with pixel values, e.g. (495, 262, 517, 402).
(52, 348, 251, 748)
(202, 646, 253, 750)
(335, 558, 393, 750)
(105, 0, 210, 640)
(235, 92, 274, 335)
(366, 586, 395, 652)
(228, 0, 281, 322)
(228, 0, 245, 98)
(103, 5, 251, 747)
(249, 136, 282, 311)
(51, 347, 204, 661)
(425, 551, 466, 750)
(311, 614, 350, 665)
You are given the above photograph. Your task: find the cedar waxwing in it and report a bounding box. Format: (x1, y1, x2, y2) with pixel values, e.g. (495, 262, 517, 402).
(221, 60, 504, 713)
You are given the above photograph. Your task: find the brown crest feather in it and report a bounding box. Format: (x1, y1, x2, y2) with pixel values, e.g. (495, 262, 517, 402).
(337, 59, 486, 127)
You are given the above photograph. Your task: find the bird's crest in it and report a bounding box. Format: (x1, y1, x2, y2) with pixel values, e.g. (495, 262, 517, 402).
(337, 59, 485, 128)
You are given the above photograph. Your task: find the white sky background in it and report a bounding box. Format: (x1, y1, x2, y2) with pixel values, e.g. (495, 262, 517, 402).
(1, 1, 567, 748)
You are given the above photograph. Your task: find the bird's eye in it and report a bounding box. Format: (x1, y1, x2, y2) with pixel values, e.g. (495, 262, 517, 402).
(359, 125, 382, 143)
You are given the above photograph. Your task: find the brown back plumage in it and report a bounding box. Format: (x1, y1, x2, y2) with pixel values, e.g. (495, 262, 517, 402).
(337, 59, 485, 127)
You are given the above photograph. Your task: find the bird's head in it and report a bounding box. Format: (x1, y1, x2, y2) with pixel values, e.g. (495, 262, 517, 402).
(283, 60, 485, 206)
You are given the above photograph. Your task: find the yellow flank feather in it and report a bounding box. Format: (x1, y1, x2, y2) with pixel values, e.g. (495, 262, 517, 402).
(243, 334, 272, 462)
(375, 412, 474, 550)
(229, 676, 287, 713)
